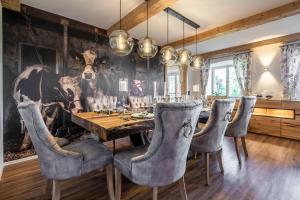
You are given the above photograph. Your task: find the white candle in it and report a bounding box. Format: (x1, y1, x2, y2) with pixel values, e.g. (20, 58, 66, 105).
(153, 81, 157, 98)
(163, 82, 167, 97)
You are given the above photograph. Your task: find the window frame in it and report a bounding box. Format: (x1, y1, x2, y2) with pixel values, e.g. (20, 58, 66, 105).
(209, 63, 241, 98)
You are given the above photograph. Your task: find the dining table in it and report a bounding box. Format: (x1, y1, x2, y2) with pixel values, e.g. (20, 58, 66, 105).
(71, 111, 155, 152)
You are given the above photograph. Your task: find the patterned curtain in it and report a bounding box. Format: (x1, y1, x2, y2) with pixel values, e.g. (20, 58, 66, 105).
(280, 43, 300, 100)
(199, 59, 210, 97)
(233, 52, 252, 95)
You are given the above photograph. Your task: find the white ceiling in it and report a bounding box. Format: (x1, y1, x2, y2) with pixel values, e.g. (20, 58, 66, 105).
(21, 0, 299, 54)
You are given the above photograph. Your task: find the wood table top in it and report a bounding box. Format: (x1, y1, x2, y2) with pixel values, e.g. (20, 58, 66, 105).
(71, 112, 154, 141)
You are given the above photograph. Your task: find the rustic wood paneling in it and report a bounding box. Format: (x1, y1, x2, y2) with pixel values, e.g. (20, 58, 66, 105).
(248, 116, 281, 136)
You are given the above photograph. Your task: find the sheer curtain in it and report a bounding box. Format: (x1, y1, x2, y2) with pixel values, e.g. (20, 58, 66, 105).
(199, 59, 210, 97)
(280, 43, 300, 100)
(233, 52, 252, 95)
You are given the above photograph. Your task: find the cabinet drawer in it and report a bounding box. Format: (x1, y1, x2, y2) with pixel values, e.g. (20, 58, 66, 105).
(248, 116, 281, 136)
(281, 116, 300, 140)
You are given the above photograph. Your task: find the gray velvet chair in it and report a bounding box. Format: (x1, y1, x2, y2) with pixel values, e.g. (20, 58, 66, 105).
(225, 96, 257, 163)
(17, 101, 114, 200)
(114, 101, 202, 200)
(191, 99, 235, 185)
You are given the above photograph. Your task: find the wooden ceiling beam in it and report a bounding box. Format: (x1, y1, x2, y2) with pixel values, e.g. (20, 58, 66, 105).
(167, 0, 300, 48)
(1, 0, 20, 11)
(199, 32, 300, 59)
(107, 0, 177, 35)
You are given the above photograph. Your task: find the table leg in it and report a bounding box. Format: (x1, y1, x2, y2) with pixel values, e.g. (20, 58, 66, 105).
(113, 139, 116, 155)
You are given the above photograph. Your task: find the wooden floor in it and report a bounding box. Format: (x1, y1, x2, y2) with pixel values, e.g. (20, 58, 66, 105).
(1, 133, 300, 200)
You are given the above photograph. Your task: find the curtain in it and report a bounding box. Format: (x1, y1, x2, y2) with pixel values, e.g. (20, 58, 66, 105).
(233, 52, 252, 95)
(199, 59, 210, 97)
(280, 43, 300, 100)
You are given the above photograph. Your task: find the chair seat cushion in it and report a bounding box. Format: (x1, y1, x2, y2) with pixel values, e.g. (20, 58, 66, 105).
(64, 139, 113, 174)
(114, 146, 148, 179)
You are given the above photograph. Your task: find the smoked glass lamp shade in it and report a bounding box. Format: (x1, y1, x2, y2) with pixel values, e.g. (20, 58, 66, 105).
(109, 30, 134, 56)
(190, 55, 204, 70)
(178, 48, 192, 66)
(138, 37, 158, 58)
(160, 46, 178, 65)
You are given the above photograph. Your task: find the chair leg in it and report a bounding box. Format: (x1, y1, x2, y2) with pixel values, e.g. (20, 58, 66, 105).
(179, 176, 188, 200)
(52, 180, 61, 200)
(241, 137, 248, 158)
(234, 137, 241, 164)
(106, 165, 115, 200)
(115, 168, 122, 200)
(153, 187, 158, 200)
(193, 152, 198, 160)
(216, 150, 224, 174)
(205, 152, 210, 185)
(46, 179, 52, 199)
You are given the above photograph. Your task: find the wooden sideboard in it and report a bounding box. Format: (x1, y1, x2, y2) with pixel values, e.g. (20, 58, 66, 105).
(245, 100, 300, 140)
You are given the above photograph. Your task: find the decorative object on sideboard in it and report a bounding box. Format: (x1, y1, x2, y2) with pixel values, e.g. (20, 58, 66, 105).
(138, 0, 158, 59)
(109, 0, 134, 56)
(160, 8, 177, 65)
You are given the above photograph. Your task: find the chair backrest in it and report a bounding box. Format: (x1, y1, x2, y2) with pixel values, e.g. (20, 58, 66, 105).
(226, 96, 257, 137)
(206, 95, 227, 107)
(195, 99, 235, 152)
(17, 101, 82, 179)
(131, 101, 202, 187)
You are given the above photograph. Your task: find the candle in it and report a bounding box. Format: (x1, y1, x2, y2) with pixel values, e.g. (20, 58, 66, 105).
(163, 82, 167, 97)
(175, 83, 178, 97)
(153, 81, 157, 98)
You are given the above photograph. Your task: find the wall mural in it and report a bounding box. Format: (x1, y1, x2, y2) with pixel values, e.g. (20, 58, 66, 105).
(3, 9, 164, 162)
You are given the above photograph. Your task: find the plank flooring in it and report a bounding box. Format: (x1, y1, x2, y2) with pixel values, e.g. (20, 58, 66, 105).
(1, 133, 300, 200)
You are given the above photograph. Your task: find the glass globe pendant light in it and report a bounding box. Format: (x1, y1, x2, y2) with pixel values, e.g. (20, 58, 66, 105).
(160, 9, 177, 65)
(190, 28, 204, 70)
(138, 0, 158, 58)
(178, 21, 192, 66)
(109, 0, 134, 56)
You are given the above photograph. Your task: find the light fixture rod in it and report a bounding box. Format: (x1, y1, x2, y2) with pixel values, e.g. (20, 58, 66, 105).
(164, 7, 200, 29)
(119, 0, 122, 29)
(146, 0, 149, 37)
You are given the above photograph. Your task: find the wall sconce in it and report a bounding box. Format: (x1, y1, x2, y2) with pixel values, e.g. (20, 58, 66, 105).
(264, 66, 269, 71)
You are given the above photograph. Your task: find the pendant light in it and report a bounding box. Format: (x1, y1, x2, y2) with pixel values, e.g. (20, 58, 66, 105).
(138, 0, 158, 59)
(160, 9, 177, 65)
(190, 28, 204, 70)
(178, 20, 192, 66)
(109, 0, 134, 56)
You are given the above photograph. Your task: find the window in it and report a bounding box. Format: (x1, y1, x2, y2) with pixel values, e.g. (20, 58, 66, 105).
(206, 58, 241, 97)
(168, 72, 180, 98)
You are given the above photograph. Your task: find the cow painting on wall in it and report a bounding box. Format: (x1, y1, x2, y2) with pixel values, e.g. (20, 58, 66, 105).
(3, 8, 164, 162)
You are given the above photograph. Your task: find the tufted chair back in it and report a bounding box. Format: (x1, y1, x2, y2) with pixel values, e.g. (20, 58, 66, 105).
(193, 99, 235, 153)
(17, 101, 83, 180)
(225, 96, 257, 137)
(130, 101, 202, 187)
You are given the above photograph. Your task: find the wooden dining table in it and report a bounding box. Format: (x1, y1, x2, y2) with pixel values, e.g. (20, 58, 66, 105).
(71, 112, 155, 151)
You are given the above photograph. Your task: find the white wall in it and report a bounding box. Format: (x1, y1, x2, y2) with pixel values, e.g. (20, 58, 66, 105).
(251, 43, 283, 100)
(0, 2, 4, 179)
(188, 43, 284, 100)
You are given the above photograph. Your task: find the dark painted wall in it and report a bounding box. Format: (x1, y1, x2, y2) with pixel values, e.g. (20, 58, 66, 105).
(2, 8, 164, 160)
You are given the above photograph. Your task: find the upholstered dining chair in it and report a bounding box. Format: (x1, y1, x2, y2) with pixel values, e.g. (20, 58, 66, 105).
(191, 99, 235, 185)
(17, 101, 114, 200)
(114, 101, 202, 200)
(225, 96, 257, 163)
